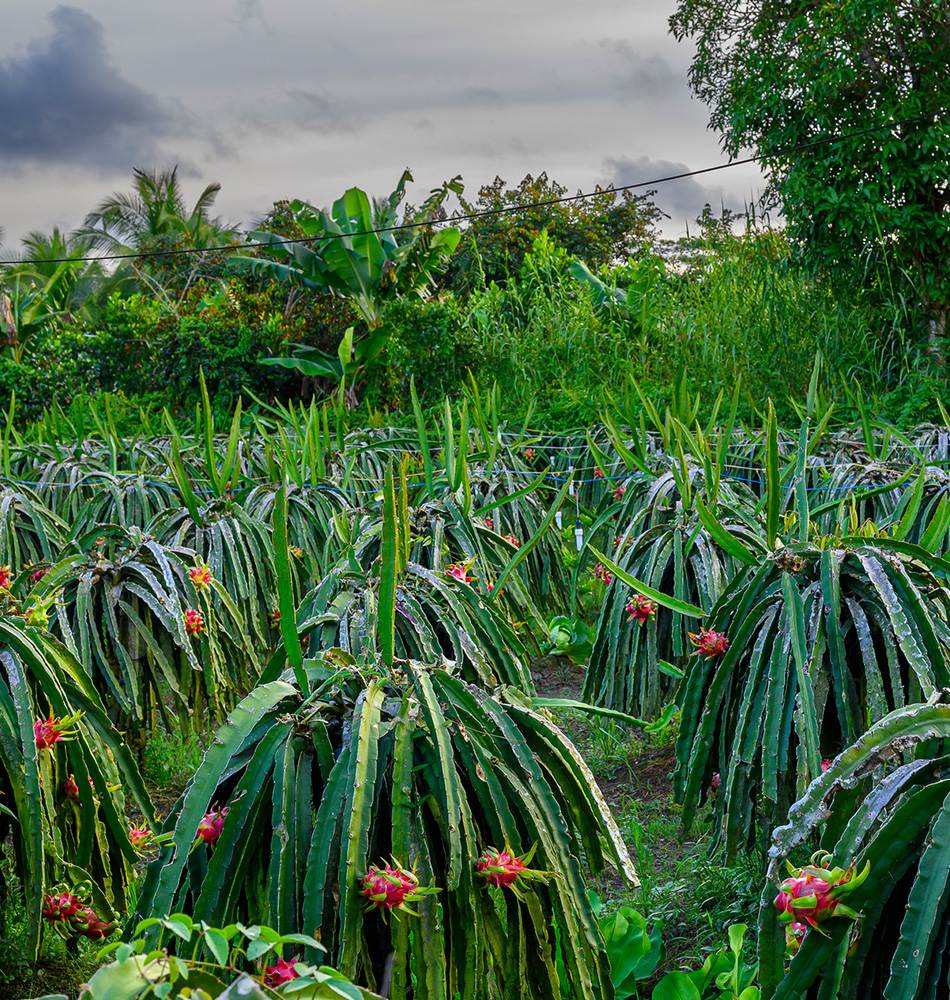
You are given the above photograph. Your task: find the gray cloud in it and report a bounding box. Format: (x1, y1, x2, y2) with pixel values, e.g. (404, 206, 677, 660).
(598, 40, 680, 100)
(230, 0, 271, 30)
(459, 87, 504, 110)
(602, 155, 746, 224)
(285, 89, 358, 134)
(0, 6, 195, 171)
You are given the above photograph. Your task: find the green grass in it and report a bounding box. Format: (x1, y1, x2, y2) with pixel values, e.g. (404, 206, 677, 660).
(141, 721, 210, 789)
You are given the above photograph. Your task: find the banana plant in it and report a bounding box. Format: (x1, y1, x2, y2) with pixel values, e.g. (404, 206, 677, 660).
(235, 171, 462, 404)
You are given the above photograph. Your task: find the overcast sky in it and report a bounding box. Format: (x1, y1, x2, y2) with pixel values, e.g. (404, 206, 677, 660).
(0, 1, 767, 249)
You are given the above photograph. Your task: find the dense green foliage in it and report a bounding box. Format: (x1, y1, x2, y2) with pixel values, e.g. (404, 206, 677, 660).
(669, 0, 950, 335)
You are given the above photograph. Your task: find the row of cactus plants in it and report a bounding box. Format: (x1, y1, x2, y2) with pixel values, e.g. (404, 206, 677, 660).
(4, 375, 950, 996)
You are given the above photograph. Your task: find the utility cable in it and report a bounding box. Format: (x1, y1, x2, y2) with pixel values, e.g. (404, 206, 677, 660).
(10, 108, 947, 267)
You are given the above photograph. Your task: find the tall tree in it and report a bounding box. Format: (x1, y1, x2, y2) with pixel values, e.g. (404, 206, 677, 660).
(79, 167, 241, 307)
(669, 0, 950, 341)
(441, 173, 664, 294)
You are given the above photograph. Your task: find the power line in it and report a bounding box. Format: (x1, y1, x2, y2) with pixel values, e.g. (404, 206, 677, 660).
(5, 108, 946, 267)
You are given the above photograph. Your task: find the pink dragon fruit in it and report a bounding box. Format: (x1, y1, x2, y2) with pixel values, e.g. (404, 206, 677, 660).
(774, 852, 869, 933)
(185, 608, 205, 636)
(196, 806, 229, 848)
(360, 861, 439, 918)
(42, 891, 81, 922)
(475, 840, 551, 898)
(189, 564, 213, 591)
(263, 956, 302, 988)
(688, 627, 729, 658)
(626, 594, 657, 626)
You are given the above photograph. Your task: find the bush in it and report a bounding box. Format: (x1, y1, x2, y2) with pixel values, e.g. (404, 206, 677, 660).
(362, 297, 482, 410)
(18, 294, 299, 426)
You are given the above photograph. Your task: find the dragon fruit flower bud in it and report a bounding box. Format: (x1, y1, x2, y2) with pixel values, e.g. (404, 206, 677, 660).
(185, 608, 205, 635)
(626, 594, 657, 626)
(188, 564, 213, 591)
(263, 956, 302, 988)
(688, 627, 729, 658)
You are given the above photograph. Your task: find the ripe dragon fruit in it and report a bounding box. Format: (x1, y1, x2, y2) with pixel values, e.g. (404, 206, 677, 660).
(35, 709, 82, 751)
(360, 861, 439, 918)
(688, 626, 729, 658)
(263, 956, 302, 988)
(185, 608, 205, 636)
(475, 840, 551, 899)
(70, 906, 116, 940)
(784, 921, 807, 955)
(446, 561, 476, 583)
(774, 852, 869, 934)
(129, 825, 154, 852)
(626, 594, 657, 626)
(593, 564, 612, 585)
(42, 892, 81, 922)
(196, 806, 229, 848)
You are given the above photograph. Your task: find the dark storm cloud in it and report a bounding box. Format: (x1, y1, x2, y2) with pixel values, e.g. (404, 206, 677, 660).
(598, 40, 680, 100)
(0, 6, 193, 171)
(603, 155, 746, 224)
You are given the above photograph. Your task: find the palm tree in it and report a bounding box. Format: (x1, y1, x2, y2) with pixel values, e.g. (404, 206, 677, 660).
(78, 167, 242, 307)
(80, 167, 238, 254)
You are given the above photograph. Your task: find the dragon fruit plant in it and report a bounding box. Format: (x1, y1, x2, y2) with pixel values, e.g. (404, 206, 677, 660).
(133, 473, 635, 1000)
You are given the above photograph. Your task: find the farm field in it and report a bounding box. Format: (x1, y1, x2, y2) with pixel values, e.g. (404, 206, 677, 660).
(5, 379, 950, 1000)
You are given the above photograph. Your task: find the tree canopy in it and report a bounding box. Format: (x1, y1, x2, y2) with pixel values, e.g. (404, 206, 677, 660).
(441, 173, 664, 293)
(669, 0, 950, 335)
